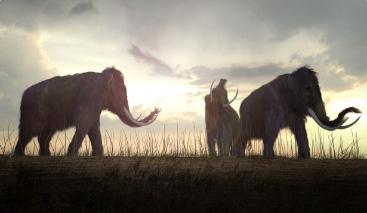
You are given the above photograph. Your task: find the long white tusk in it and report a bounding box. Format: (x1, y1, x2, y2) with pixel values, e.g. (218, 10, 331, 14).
(336, 116, 361, 129)
(210, 80, 215, 103)
(308, 108, 337, 131)
(123, 107, 158, 126)
(223, 88, 238, 107)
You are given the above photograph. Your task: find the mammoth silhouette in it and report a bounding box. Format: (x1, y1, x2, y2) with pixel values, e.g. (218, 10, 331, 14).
(234, 66, 361, 159)
(205, 79, 240, 156)
(14, 67, 160, 156)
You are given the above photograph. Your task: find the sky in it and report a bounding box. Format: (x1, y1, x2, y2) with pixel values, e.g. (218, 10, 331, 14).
(0, 0, 366, 149)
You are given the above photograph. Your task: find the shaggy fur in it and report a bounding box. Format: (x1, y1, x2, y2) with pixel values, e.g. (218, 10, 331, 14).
(205, 79, 240, 156)
(14, 67, 159, 156)
(235, 66, 361, 158)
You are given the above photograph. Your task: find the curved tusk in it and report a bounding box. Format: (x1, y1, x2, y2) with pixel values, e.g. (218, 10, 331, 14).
(308, 108, 337, 131)
(210, 80, 215, 103)
(223, 88, 238, 107)
(336, 116, 361, 129)
(123, 107, 159, 126)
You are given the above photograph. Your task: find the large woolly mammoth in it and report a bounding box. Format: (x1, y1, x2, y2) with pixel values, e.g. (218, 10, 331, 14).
(234, 66, 361, 159)
(205, 79, 240, 156)
(14, 67, 160, 156)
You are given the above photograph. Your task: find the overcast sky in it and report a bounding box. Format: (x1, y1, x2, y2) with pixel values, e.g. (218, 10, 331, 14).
(0, 0, 366, 144)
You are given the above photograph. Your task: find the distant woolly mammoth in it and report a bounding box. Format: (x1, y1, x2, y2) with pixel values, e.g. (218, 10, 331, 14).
(14, 67, 160, 156)
(234, 66, 361, 159)
(205, 79, 240, 156)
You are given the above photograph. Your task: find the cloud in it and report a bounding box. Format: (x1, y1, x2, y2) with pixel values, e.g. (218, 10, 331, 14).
(69, 1, 97, 16)
(0, 26, 56, 124)
(185, 63, 290, 88)
(253, 0, 367, 83)
(0, 0, 366, 132)
(183, 61, 359, 102)
(2, 0, 365, 88)
(0, 0, 69, 31)
(128, 44, 175, 76)
(0, 1, 98, 33)
(0, 0, 44, 31)
(122, 0, 367, 91)
(289, 53, 361, 92)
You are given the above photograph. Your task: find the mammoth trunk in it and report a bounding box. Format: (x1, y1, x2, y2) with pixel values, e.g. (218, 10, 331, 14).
(116, 102, 159, 127)
(308, 101, 361, 131)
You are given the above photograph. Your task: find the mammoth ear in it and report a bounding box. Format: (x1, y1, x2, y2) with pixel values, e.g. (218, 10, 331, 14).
(287, 74, 299, 95)
(105, 73, 114, 89)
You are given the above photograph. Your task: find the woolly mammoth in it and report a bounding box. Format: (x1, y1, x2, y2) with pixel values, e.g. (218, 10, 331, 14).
(205, 79, 240, 156)
(234, 66, 361, 159)
(14, 67, 160, 156)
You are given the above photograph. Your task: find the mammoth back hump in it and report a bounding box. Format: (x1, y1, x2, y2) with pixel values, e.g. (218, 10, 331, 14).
(21, 72, 101, 118)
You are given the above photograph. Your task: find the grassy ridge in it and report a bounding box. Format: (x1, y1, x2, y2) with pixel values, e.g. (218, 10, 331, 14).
(1, 126, 364, 158)
(0, 156, 366, 212)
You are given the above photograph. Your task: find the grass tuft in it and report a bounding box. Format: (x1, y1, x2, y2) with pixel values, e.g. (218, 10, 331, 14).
(0, 124, 364, 159)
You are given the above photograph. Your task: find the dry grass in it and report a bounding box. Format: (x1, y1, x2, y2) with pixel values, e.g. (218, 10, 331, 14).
(0, 123, 364, 159)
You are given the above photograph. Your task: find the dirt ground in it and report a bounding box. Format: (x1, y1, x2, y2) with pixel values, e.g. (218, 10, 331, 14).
(0, 156, 366, 212)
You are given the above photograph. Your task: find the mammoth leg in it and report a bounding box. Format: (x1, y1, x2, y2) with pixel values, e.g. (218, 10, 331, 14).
(234, 107, 251, 157)
(230, 124, 240, 157)
(219, 126, 231, 157)
(290, 118, 310, 159)
(67, 128, 88, 156)
(233, 116, 250, 157)
(263, 115, 281, 159)
(14, 129, 33, 156)
(38, 129, 55, 156)
(68, 110, 99, 156)
(206, 129, 217, 156)
(233, 130, 250, 157)
(232, 131, 242, 157)
(263, 135, 277, 159)
(88, 120, 103, 156)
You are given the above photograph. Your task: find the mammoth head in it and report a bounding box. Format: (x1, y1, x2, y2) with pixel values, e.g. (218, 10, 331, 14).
(287, 66, 321, 113)
(206, 79, 238, 108)
(103, 67, 160, 127)
(287, 66, 361, 131)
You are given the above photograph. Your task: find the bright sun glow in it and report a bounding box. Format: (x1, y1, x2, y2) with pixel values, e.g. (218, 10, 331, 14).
(126, 79, 200, 115)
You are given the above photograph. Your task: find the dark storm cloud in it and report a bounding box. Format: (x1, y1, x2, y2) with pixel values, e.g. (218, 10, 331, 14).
(69, 1, 97, 16)
(128, 45, 175, 76)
